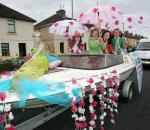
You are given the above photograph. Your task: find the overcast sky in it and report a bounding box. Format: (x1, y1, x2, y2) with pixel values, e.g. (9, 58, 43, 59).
(0, 0, 150, 37)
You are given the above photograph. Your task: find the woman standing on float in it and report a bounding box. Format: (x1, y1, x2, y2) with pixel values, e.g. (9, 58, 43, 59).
(69, 31, 86, 54)
(102, 30, 113, 54)
(111, 29, 125, 54)
(88, 27, 105, 54)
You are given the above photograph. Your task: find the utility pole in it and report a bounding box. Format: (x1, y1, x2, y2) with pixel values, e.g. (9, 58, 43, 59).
(97, 1, 99, 6)
(71, 0, 73, 19)
(140, 25, 142, 39)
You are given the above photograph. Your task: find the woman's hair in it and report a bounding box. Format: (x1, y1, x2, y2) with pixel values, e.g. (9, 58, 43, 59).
(32, 32, 52, 53)
(112, 28, 123, 37)
(102, 30, 112, 44)
(90, 28, 100, 37)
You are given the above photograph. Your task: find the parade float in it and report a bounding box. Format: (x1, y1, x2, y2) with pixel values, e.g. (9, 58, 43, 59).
(0, 5, 144, 130)
(0, 53, 143, 130)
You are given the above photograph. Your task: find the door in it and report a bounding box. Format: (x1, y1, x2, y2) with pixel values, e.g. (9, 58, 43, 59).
(19, 43, 26, 57)
(60, 42, 64, 53)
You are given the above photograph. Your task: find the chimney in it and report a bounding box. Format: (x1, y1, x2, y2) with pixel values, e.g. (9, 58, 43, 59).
(56, 10, 66, 18)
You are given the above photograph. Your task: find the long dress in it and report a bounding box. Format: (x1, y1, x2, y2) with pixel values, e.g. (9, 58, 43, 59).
(88, 38, 104, 54)
(14, 49, 49, 79)
(0, 49, 81, 107)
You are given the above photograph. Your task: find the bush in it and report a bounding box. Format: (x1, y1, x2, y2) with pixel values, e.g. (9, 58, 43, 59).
(0, 59, 13, 73)
(0, 57, 24, 73)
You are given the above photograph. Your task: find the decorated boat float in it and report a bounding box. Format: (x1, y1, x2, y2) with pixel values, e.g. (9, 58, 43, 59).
(0, 53, 142, 130)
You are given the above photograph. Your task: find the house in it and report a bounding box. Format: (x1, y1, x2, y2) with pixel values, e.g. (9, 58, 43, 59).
(124, 31, 143, 48)
(34, 9, 72, 54)
(0, 3, 36, 58)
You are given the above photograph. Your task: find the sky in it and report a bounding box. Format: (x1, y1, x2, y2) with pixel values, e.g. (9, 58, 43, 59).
(0, 0, 150, 37)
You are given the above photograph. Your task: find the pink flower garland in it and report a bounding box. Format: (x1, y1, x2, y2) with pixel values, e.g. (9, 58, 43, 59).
(87, 77, 97, 130)
(0, 92, 15, 130)
(99, 75, 107, 130)
(70, 79, 87, 130)
(70, 70, 120, 130)
(107, 71, 120, 124)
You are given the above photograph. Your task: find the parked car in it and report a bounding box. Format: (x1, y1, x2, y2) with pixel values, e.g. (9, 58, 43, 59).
(135, 39, 150, 64)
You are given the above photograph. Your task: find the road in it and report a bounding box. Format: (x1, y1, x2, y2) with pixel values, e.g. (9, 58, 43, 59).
(35, 67, 150, 130)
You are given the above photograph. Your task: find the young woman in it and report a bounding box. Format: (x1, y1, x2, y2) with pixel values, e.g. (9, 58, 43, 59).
(102, 30, 113, 54)
(69, 31, 85, 54)
(88, 28, 105, 54)
(111, 29, 125, 55)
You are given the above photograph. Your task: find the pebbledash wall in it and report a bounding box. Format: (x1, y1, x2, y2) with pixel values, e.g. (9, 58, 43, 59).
(0, 17, 34, 58)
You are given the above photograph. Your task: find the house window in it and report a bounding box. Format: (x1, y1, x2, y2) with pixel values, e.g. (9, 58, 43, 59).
(1, 43, 10, 56)
(60, 42, 64, 53)
(7, 19, 15, 33)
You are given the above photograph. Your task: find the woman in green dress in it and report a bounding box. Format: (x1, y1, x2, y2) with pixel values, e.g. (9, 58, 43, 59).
(88, 28, 105, 54)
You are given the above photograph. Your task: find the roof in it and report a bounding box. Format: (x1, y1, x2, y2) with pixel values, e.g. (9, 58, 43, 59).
(0, 3, 36, 22)
(34, 14, 72, 29)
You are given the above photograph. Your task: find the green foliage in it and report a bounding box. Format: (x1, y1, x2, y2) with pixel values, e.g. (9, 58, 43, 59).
(0, 59, 13, 73)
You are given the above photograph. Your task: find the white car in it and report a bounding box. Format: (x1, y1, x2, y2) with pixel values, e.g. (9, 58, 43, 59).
(136, 39, 150, 64)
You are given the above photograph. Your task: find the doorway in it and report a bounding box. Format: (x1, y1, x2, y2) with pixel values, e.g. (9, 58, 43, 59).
(19, 43, 26, 57)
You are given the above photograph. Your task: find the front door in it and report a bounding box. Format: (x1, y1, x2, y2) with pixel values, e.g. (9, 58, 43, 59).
(19, 43, 26, 57)
(60, 42, 64, 53)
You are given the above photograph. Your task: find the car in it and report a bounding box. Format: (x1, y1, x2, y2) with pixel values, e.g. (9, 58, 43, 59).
(135, 39, 150, 64)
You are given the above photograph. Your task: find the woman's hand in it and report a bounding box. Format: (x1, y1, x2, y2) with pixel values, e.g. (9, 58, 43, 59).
(98, 37, 104, 43)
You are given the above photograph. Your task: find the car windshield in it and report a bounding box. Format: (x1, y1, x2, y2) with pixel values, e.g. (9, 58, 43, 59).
(137, 42, 150, 50)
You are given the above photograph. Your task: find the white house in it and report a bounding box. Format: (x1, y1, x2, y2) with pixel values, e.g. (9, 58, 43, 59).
(0, 3, 36, 58)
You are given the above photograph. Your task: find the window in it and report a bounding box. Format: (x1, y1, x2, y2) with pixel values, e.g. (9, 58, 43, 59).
(1, 43, 10, 56)
(60, 42, 64, 53)
(7, 19, 15, 33)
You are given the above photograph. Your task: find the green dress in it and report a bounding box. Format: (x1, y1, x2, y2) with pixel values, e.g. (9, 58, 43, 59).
(13, 48, 49, 80)
(88, 38, 104, 54)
